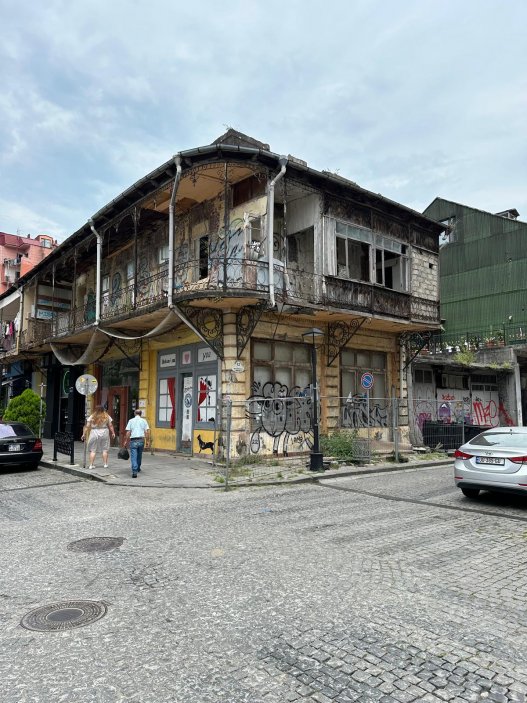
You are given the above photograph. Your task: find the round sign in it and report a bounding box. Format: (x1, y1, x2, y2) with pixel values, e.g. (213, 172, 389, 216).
(232, 360, 245, 373)
(75, 374, 98, 396)
(360, 372, 374, 390)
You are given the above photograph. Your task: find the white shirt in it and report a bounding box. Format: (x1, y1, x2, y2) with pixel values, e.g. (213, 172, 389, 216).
(126, 415, 150, 439)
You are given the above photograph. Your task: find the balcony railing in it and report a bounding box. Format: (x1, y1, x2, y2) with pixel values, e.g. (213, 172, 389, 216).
(43, 259, 438, 339)
(424, 321, 527, 355)
(19, 318, 53, 348)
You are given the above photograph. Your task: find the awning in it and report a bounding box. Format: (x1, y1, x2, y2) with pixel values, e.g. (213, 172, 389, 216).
(0, 289, 21, 319)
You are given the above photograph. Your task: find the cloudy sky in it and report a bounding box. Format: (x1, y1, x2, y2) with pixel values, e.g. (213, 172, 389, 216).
(1, 0, 526, 241)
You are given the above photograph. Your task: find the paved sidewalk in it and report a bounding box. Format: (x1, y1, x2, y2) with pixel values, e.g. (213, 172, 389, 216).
(40, 437, 453, 489)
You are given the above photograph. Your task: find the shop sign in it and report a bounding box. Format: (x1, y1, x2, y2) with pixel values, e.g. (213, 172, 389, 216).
(160, 353, 177, 368)
(198, 347, 217, 364)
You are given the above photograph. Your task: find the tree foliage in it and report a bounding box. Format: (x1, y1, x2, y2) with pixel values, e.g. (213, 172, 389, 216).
(3, 388, 45, 435)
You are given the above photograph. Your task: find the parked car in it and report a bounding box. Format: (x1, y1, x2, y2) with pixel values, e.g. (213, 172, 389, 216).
(454, 426, 527, 498)
(0, 422, 43, 470)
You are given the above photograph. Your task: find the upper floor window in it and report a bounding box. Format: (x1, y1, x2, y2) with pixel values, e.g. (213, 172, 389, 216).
(439, 217, 455, 247)
(158, 245, 169, 265)
(335, 220, 408, 292)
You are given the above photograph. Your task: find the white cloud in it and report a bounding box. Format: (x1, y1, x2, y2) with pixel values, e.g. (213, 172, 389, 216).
(0, 199, 68, 241)
(0, 0, 526, 238)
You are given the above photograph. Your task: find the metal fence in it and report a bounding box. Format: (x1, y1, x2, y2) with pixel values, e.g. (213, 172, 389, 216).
(213, 393, 516, 485)
(408, 398, 517, 450)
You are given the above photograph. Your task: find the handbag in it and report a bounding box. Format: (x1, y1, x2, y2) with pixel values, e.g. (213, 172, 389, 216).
(118, 446, 130, 460)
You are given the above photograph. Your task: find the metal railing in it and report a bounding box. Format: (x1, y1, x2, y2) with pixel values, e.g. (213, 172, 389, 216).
(424, 321, 527, 355)
(19, 318, 53, 348)
(27, 258, 440, 340)
(409, 398, 517, 449)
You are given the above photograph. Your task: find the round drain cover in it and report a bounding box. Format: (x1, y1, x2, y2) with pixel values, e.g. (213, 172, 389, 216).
(67, 537, 124, 553)
(21, 600, 107, 632)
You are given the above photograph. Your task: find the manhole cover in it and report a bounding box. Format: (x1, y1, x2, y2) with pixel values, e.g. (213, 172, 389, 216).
(20, 600, 107, 632)
(67, 537, 124, 553)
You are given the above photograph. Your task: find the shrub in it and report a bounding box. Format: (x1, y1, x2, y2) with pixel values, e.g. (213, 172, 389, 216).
(3, 389, 45, 435)
(320, 430, 359, 459)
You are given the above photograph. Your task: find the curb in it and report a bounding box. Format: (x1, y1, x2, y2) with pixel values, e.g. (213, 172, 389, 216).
(39, 457, 453, 489)
(41, 460, 107, 483)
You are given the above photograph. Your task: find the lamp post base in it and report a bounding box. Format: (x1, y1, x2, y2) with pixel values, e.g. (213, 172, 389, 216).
(309, 452, 325, 472)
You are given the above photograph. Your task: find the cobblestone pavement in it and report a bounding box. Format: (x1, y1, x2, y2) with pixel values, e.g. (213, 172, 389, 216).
(2, 465, 527, 702)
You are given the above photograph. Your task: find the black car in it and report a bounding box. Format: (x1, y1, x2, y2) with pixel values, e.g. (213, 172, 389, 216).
(0, 422, 43, 470)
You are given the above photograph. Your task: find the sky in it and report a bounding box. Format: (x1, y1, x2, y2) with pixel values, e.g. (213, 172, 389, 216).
(1, 0, 526, 241)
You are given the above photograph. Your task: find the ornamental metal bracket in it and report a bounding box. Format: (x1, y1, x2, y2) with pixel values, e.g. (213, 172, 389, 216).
(111, 338, 142, 370)
(236, 301, 268, 359)
(327, 318, 366, 366)
(401, 331, 432, 371)
(177, 303, 224, 359)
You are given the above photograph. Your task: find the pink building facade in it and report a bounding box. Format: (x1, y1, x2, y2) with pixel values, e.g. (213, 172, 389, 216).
(0, 232, 57, 294)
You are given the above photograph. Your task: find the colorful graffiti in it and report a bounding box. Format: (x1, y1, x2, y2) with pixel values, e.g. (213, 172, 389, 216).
(411, 391, 515, 444)
(197, 375, 216, 423)
(246, 381, 313, 455)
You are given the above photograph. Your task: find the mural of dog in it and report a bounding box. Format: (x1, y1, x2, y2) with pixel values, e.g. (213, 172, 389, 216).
(197, 434, 215, 453)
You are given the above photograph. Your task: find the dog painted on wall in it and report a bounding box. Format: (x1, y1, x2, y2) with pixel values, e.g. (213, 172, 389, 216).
(197, 434, 214, 453)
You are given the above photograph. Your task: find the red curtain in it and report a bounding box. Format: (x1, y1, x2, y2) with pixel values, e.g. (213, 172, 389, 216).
(168, 377, 176, 429)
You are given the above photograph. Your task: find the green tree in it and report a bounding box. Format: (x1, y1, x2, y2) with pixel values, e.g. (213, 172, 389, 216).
(3, 388, 45, 435)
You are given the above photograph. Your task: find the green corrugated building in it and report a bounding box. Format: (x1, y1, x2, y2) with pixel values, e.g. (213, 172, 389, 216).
(424, 198, 527, 335)
(419, 198, 527, 429)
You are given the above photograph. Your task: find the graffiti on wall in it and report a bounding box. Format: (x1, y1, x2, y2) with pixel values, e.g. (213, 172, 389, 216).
(342, 394, 389, 429)
(246, 381, 313, 455)
(411, 387, 515, 443)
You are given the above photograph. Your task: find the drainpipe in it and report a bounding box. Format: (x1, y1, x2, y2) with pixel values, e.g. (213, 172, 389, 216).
(267, 156, 288, 308)
(89, 219, 103, 326)
(168, 155, 182, 308)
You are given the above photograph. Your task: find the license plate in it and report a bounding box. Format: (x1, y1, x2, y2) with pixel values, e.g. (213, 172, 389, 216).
(476, 456, 504, 465)
(8, 444, 21, 452)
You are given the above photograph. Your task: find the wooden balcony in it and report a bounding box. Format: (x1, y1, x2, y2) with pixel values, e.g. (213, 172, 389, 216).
(19, 318, 53, 349)
(323, 276, 439, 323)
(42, 259, 438, 340)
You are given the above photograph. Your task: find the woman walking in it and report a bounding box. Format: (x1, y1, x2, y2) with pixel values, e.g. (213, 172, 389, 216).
(81, 405, 115, 470)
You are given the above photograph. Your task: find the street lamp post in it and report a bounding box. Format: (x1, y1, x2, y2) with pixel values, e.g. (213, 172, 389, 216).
(302, 328, 324, 472)
(39, 382, 46, 438)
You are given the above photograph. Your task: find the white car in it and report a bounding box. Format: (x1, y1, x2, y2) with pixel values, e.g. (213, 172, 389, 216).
(454, 426, 527, 498)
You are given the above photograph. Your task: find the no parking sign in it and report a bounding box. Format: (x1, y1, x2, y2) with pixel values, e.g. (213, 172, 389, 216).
(360, 372, 374, 391)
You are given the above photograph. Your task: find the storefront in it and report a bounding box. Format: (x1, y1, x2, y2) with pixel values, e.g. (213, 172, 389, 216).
(95, 357, 139, 445)
(156, 343, 218, 455)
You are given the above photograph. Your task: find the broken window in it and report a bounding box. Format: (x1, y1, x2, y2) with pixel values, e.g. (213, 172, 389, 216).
(374, 237, 408, 292)
(247, 216, 264, 259)
(335, 220, 408, 291)
(438, 217, 456, 247)
(287, 227, 314, 269)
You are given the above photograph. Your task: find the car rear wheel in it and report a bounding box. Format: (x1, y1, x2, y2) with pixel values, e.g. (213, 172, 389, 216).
(461, 487, 480, 499)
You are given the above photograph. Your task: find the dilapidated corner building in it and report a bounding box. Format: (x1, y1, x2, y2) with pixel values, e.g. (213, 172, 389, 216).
(0, 130, 442, 459)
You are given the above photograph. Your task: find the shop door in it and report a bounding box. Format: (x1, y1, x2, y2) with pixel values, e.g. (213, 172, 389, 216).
(178, 373, 193, 454)
(108, 386, 129, 446)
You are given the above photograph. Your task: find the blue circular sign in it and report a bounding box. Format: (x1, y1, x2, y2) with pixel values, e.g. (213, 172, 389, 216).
(361, 372, 374, 390)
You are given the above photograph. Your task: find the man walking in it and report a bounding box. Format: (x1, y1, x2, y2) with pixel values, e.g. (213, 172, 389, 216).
(124, 409, 150, 478)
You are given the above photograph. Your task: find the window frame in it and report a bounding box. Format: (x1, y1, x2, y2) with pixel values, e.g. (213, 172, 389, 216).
(334, 219, 409, 292)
